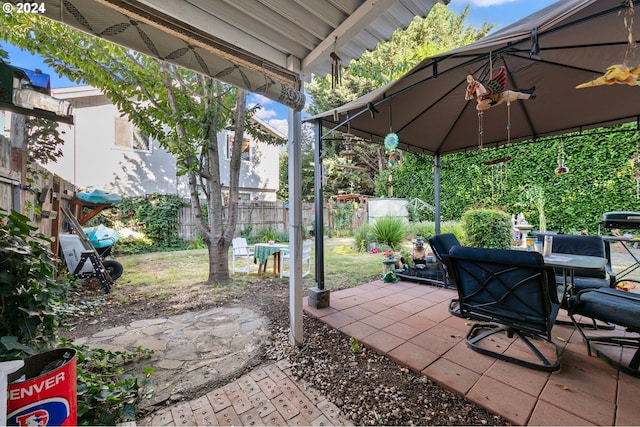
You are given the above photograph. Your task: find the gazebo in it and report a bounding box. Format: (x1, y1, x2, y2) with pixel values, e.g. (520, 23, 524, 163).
(310, 0, 640, 236)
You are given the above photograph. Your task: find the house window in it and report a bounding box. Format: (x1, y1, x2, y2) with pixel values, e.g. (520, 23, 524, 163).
(226, 134, 250, 161)
(114, 117, 150, 151)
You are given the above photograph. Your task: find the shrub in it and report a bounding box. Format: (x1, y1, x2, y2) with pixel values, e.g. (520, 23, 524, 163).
(371, 216, 408, 250)
(104, 194, 188, 253)
(0, 209, 72, 360)
(409, 221, 464, 242)
(66, 342, 155, 425)
(187, 234, 206, 249)
(353, 223, 373, 252)
(274, 230, 289, 242)
(461, 208, 512, 249)
(240, 224, 253, 239)
(113, 235, 155, 255)
(256, 226, 277, 242)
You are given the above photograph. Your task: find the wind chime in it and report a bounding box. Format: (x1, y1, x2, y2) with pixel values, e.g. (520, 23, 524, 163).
(336, 122, 367, 172)
(482, 156, 511, 198)
(383, 102, 399, 197)
(555, 140, 569, 175)
(330, 38, 342, 89)
(342, 121, 355, 159)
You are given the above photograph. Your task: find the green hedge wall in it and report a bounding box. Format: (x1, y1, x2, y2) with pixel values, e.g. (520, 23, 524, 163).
(379, 124, 640, 233)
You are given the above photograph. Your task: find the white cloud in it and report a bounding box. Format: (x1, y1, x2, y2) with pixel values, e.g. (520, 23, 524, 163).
(253, 106, 277, 120)
(267, 119, 288, 137)
(252, 93, 272, 105)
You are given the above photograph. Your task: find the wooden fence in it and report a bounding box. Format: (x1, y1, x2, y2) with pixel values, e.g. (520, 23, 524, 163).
(177, 200, 318, 241)
(1, 134, 77, 256)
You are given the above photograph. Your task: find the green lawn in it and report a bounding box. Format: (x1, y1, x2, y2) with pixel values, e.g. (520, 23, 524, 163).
(110, 237, 640, 300)
(113, 237, 387, 298)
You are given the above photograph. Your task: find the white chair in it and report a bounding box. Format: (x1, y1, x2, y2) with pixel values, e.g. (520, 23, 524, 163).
(280, 240, 312, 278)
(232, 237, 254, 273)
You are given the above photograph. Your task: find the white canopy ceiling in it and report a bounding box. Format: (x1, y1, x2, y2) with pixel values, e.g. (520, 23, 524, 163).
(27, 0, 440, 110)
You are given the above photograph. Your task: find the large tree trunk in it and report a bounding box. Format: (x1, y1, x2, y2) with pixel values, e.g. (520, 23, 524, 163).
(205, 89, 248, 284)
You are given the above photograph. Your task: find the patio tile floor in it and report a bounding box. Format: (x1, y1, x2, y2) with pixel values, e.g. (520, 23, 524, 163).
(141, 278, 638, 426)
(303, 279, 640, 426)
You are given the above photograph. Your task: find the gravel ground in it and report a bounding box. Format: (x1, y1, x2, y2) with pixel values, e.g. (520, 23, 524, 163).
(258, 282, 508, 426)
(267, 314, 508, 426)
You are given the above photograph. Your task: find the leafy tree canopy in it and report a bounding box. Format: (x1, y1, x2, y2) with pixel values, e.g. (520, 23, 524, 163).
(0, 13, 284, 283)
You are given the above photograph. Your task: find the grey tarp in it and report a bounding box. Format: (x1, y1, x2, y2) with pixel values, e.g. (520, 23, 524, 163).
(309, 0, 640, 154)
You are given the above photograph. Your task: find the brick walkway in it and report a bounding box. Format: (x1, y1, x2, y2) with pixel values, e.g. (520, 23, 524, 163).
(138, 359, 351, 426)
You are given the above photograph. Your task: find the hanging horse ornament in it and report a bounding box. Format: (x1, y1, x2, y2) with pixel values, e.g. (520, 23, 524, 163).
(465, 65, 536, 111)
(465, 65, 536, 147)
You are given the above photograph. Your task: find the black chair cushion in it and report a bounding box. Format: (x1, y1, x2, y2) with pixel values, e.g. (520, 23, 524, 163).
(570, 288, 640, 330)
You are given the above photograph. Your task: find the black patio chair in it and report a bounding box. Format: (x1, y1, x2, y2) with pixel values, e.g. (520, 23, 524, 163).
(428, 233, 463, 316)
(444, 246, 562, 371)
(568, 287, 640, 377)
(427, 233, 460, 289)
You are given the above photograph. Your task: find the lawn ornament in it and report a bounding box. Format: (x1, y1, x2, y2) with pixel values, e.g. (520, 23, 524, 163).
(576, 64, 640, 88)
(465, 66, 536, 111)
(382, 269, 397, 283)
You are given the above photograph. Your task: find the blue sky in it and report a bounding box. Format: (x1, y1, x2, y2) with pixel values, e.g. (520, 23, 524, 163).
(1, 0, 558, 135)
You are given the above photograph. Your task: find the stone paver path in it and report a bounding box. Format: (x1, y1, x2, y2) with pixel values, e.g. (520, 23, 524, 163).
(75, 306, 271, 408)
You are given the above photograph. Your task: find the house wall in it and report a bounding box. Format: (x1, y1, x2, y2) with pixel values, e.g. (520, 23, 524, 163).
(49, 87, 280, 200)
(218, 132, 280, 202)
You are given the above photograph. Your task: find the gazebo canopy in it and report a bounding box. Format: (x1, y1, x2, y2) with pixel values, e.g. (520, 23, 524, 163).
(310, 0, 640, 154)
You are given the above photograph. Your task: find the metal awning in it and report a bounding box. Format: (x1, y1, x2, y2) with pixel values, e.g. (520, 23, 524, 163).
(22, 0, 440, 111)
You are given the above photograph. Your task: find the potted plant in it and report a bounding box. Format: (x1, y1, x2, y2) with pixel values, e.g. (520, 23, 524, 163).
(521, 185, 547, 232)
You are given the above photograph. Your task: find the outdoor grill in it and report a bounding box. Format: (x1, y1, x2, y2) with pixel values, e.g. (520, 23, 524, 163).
(600, 212, 640, 230)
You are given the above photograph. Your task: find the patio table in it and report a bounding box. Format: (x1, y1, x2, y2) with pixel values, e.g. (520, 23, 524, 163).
(254, 243, 289, 276)
(543, 252, 607, 298)
(542, 253, 611, 328)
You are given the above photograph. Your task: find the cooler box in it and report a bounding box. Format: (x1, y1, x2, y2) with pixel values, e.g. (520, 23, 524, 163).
(6, 348, 77, 426)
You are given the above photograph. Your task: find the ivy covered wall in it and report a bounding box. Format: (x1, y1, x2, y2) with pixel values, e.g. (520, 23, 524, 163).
(378, 124, 640, 233)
